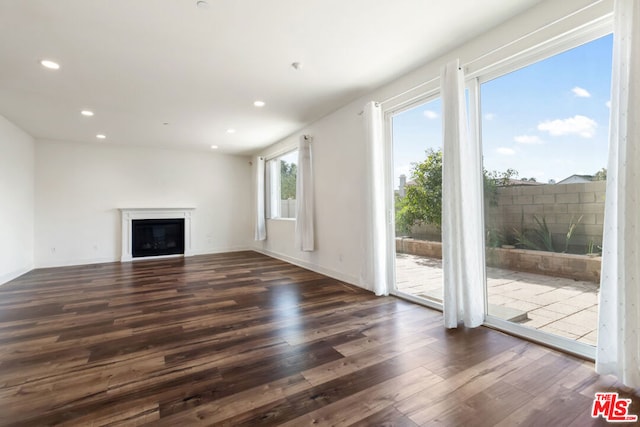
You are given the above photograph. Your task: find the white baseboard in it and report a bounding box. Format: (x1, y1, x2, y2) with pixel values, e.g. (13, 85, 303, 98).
(253, 248, 362, 289)
(0, 265, 33, 286)
(35, 246, 253, 269)
(191, 246, 251, 256)
(35, 256, 118, 269)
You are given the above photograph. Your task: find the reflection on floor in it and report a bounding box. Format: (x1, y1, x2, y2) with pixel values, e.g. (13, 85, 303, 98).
(395, 253, 598, 345)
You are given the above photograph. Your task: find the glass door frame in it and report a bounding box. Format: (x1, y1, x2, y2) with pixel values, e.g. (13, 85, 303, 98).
(470, 20, 613, 360)
(471, 73, 595, 360)
(384, 90, 444, 312)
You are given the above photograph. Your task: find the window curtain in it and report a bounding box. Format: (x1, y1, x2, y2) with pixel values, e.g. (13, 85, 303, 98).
(441, 60, 485, 328)
(362, 101, 389, 296)
(295, 136, 315, 251)
(254, 156, 266, 241)
(596, 0, 640, 388)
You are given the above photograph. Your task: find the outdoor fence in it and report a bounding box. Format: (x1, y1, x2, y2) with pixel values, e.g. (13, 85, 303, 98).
(280, 199, 296, 219)
(402, 181, 606, 255)
(488, 181, 605, 253)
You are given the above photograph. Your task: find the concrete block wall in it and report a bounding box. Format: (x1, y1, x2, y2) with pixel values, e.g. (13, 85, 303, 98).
(402, 223, 442, 242)
(488, 181, 606, 253)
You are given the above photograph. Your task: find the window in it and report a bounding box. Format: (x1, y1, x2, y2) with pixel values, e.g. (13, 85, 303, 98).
(266, 150, 298, 219)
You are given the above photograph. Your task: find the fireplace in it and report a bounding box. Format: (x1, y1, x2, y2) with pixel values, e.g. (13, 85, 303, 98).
(119, 208, 194, 262)
(132, 218, 185, 258)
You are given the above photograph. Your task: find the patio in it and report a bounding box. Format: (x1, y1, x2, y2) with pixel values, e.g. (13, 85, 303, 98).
(395, 253, 599, 345)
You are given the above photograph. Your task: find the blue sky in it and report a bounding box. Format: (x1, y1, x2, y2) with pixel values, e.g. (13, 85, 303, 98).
(392, 34, 613, 188)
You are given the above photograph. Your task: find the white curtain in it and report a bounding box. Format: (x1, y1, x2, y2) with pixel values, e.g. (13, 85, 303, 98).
(254, 156, 266, 241)
(295, 136, 315, 251)
(441, 60, 485, 328)
(363, 101, 389, 296)
(596, 0, 640, 388)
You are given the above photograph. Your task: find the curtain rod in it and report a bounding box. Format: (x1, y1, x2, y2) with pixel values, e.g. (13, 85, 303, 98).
(464, 0, 607, 70)
(358, 0, 607, 114)
(378, 76, 439, 107)
(262, 134, 312, 160)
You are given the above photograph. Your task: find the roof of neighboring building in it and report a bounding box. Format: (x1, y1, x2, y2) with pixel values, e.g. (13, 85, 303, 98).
(556, 174, 594, 184)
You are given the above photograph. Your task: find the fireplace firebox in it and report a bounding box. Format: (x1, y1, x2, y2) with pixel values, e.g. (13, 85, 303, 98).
(120, 208, 194, 262)
(131, 218, 185, 258)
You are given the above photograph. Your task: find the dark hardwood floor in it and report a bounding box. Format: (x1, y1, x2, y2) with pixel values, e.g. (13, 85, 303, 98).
(0, 251, 637, 426)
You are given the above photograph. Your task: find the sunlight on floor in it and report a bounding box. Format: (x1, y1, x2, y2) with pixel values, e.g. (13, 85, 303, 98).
(395, 253, 598, 345)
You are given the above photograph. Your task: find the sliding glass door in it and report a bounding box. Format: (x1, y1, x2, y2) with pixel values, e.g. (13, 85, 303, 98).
(383, 28, 612, 357)
(390, 96, 443, 307)
(479, 34, 612, 354)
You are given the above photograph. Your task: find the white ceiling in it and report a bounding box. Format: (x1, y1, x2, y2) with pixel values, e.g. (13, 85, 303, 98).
(0, 0, 543, 155)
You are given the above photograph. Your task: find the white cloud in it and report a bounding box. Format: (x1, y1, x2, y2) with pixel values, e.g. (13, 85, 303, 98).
(423, 110, 439, 119)
(497, 147, 516, 156)
(537, 115, 597, 138)
(484, 113, 496, 121)
(606, 100, 611, 109)
(572, 86, 591, 98)
(514, 135, 543, 144)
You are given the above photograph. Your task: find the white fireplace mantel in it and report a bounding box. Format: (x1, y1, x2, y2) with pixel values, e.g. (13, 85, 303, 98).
(119, 208, 195, 262)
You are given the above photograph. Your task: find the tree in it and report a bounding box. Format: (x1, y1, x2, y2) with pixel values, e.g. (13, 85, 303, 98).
(593, 168, 607, 181)
(280, 161, 297, 199)
(395, 148, 518, 233)
(483, 167, 518, 207)
(396, 149, 442, 233)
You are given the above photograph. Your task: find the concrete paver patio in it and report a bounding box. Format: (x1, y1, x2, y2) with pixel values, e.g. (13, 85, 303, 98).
(395, 253, 599, 346)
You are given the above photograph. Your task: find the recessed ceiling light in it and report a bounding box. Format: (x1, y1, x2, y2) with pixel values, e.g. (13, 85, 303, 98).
(40, 59, 60, 70)
(226, 128, 236, 134)
(81, 110, 94, 117)
(253, 100, 266, 107)
(96, 134, 106, 139)
(210, 145, 218, 150)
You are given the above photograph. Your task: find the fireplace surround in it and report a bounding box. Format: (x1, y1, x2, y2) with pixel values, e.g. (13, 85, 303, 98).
(120, 208, 194, 262)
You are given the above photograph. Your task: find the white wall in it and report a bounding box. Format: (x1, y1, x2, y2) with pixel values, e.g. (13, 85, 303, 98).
(0, 114, 35, 284)
(35, 140, 252, 267)
(253, 0, 613, 293)
(254, 106, 367, 286)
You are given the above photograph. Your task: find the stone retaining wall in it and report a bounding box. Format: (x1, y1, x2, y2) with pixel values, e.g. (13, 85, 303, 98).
(396, 237, 601, 283)
(396, 237, 442, 259)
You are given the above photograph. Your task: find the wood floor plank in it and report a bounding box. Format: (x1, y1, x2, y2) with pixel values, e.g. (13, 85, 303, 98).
(154, 374, 311, 425)
(395, 342, 558, 424)
(349, 405, 420, 427)
(0, 251, 638, 426)
(284, 366, 439, 426)
(302, 334, 437, 386)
